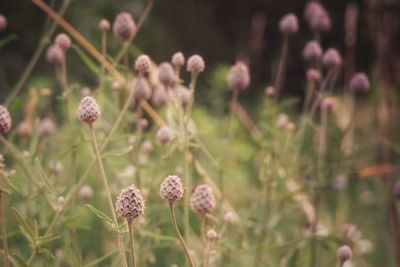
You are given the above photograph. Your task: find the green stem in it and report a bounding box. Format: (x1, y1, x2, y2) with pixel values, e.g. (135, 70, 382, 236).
(128, 222, 137, 267)
(90, 126, 128, 267)
(0, 191, 9, 267)
(169, 203, 195, 267)
(274, 34, 289, 99)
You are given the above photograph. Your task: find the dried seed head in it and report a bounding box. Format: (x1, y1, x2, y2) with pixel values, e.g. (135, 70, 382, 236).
(227, 61, 251, 91)
(55, 33, 71, 51)
(187, 54, 205, 75)
(46, 44, 64, 65)
(77, 96, 101, 125)
(171, 52, 185, 68)
(190, 184, 216, 215)
(18, 121, 32, 137)
(99, 19, 110, 31)
(320, 97, 336, 113)
(135, 55, 151, 74)
(113, 12, 136, 41)
(337, 245, 352, 263)
(306, 69, 321, 82)
(322, 48, 342, 69)
(279, 13, 299, 35)
(156, 126, 174, 145)
(349, 72, 370, 93)
(224, 212, 233, 224)
(207, 229, 218, 241)
(309, 6, 331, 33)
(132, 79, 152, 101)
(0, 15, 7, 31)
(152, 88, 168, 107)
(265, 86, 276, 98)
(158, 62, 176, 87)
(79, 185, 93, 201)
(303, 40, 322, 62)
(159, 175, 184, 203)
(0, 105, 12, 134)
(115, 184, 145, 223)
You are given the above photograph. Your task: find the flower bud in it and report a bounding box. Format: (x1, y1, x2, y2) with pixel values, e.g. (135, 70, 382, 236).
(0, 105, 12, 134)
(322, 48, 342, 69)
(190, 184, 216, 215)
(207, 229, 218, 241)
(113, 12, 136, 41)
(156, 126, 174, 145)
(115, 184, 145, 223)
(279, 13, 299, 35)
(55, 33, 71, 51)
(187, 54, 205, 75)
(306, 69, 321, 82)
(79, 185, 93, 201)
(303, 40, 322, 62)
(171, 52, 185, 69)
(0, 15, 7, 31)
(152, 88, 168, 107)
(77, 96, 101, 126)
(99, 19, 110, 31)
(349, 72, 370, 93)
(320, 97, 336, 113)
(337, 245, 352, 264)
(158, 62, 176, 87)
(135, 55, 151, 74)
(46, 44, 64, 65)
(160, 175, 184, 203)
(265, 86, 275, 98)
(227, 61, 251, 91)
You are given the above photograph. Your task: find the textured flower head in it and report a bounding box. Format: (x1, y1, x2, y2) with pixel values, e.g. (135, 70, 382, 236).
(160, 175, 184, 203)
(322, 48, 342, 69)
(113, 12, 136, 41)
(279, 13, 299, 35)
(171, 52, 185, 68)
(337, 245, 352, 264)
(132, 78, 152, 101)
(135, 55, 151, 74)
(158, 62, 176, 87)
(115, 184, 145, 223)
(227, 61, 251, 91)
(187, 54, 205, 75)
(0, 105, 12, 134)
(309, 5, 331, 33)
(303, 40, 322, 62)
(46, 44, 64, 65)
(55, 33, 71, 51)
(99, 19, 110, 31)
(349, 72, 370, 93)
(156, 126, 174, 145)
(77, 96, 101, 125)
(190, 184, 216, 215)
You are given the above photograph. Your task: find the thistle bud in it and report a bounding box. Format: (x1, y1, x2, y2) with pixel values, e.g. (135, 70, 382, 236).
(132, 79, 152, 101)
(0, 105, 12, 134)
(190, 184, 216, 215)
(303, 40, 322, 62)
(18, 121, 32, 137)
(46, 44, 64, 65)
(0, 15, 7, 31)
(55, 33, 71, 51)
(135, 55, 151, 74)
(156, 126, 174, 145)
(179, 87, 191, 109)
(349, 72, 370, 93)
(113, 12, 136, 41)
(322, 48, 342, 69)
(171, 52, 185, 69)
(309, 7, 331, 33)
(306, 69, 321, 82)
(337, 245, 352, 264)
(77, 96, 101, 126)
(187, 54, 205, 75)
(160, 175, 184, 203)
(207, 229, 218, 241)
(99, 19, 110, 31)
(115, 184, 145, 223)
(152, 88, 168, 107)
(279, 13, 299, 35)
(79, 185, 93, 201)
(320, 97, 336, 113)
(158, 62, 176, 87)
(227, 61, 251, 91)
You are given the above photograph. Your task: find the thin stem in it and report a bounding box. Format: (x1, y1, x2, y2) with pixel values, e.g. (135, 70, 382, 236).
(99, 30, 107, 91)
(203, 240, 213, 267)
(169, 203, 195, 267)
(128, 222, 137, 267)
(274, 35, 289, 99)
(0, 191, 9, 267)
(90, 126, 128, 267)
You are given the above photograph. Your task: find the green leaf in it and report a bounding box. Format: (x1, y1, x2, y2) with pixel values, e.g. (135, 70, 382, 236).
(85, 204, 114, 227)
(36, 234, 60, 246)
(12, 207, 35, 241)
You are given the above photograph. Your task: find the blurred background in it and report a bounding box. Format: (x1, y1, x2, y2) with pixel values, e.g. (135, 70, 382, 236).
(2, 0, 396, 107)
